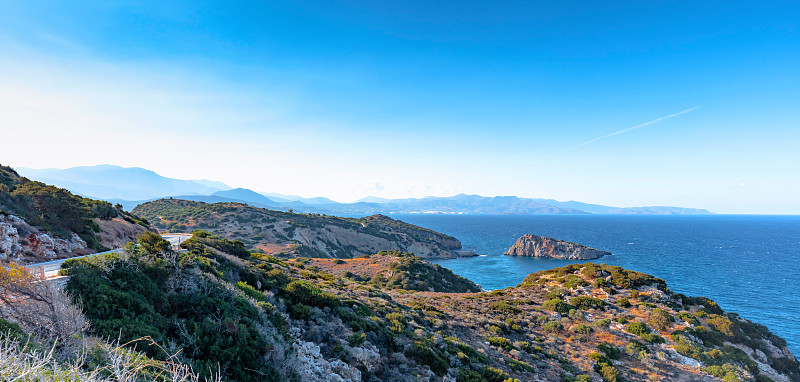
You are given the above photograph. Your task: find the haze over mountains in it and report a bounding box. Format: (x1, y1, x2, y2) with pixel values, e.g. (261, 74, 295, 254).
(16, 165, 712, 215)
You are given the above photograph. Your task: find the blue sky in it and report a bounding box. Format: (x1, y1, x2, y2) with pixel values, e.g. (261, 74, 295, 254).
(0, 1, 798, 213)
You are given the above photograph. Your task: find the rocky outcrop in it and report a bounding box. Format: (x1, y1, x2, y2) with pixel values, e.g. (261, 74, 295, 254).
(504, 234, 610, 260)
(0, 214, 90, 263)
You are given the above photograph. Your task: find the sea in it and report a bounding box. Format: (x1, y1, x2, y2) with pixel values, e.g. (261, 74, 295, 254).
(387, 214, 800, 357)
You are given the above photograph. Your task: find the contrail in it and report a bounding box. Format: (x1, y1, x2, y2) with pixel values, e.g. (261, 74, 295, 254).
(560, 106, 701, 152)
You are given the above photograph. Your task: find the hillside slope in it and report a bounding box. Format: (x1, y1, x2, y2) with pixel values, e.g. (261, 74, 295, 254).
(0, 164, 151, 263)
(133, 198, 465, 258)
(60, 231, 799, 382)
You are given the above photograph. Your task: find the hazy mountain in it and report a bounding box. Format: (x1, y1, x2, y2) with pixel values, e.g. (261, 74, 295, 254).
(15, 165, 713, 215)
(213, 188, 283, 206)
(260, 192, 337, 205)
(191, 179, 233, 190)
(17, 165, 225, 201)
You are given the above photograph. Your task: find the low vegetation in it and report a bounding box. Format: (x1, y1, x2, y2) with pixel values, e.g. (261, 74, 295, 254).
(0, 227, 796, 382)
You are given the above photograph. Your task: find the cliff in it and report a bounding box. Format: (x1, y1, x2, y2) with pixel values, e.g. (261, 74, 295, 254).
(50, 231, 798, 382)
(132, 199, 465, 258)
(505, 234, 611, 260)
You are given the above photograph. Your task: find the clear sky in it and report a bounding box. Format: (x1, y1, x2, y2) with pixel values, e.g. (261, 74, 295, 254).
(1, 1, 798, 213)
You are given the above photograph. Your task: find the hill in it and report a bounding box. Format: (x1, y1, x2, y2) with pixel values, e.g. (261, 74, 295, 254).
(50, 231, 798, 382)
(132, 198, 465, 258)
(0, 164, 151, 263)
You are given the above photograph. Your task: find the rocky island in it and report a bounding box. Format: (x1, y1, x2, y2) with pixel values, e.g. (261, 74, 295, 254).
(505, 233, 611, 260)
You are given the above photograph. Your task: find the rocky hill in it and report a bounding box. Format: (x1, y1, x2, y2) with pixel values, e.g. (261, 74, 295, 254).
(505, 234, 611, 260)
(0, 164, 151, 263)
(305, 250, 482, 293)
(132, 198, 465, 258)
(52, 231, 798, 382)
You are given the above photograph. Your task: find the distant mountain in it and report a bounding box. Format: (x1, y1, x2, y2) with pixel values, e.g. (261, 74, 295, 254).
(16, 165, 713, 215)
(191, 179, 233, 190)
(260, 192, 337, 205)
(16, 165, 225, 201)
(213, 188, 282, 206)
(528, 198, 711, 215)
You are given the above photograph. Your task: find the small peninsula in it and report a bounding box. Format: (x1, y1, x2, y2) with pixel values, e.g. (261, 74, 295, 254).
(505, 234, 611, 260)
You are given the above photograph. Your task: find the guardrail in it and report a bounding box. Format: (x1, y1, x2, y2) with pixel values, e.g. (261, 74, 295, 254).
(23, 248, 122, 280)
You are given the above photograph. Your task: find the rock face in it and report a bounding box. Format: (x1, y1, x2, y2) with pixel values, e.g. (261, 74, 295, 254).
(504, 234, 610, 260)
(0, 214, 89, 263)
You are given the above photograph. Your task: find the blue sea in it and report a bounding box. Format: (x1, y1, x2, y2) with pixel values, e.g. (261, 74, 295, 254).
(388, 214, 800, 357)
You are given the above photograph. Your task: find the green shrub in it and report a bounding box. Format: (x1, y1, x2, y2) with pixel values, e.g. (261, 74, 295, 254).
(505, 358, 535, 372)
(640, 333, 665, 344)
(599, 364, 619, 382)
(702, 363, 742, 382)
(625, 322, 651, 336)
(677, 311, 699, 325)
(347, 332, 366, 347)
(284, 280, 340, 308)
(487, 336, 512, 349)
(571, 324, 593, 335)
(543, 321, 563, 333)
(490, 301, 521, 314)
(569, 296, 604, 310)
(588, 352, 611, 365)
(617, 298, 631, 308)
(594, 318, 611, 328)
(406, 342, 449, 376)
(649, 308, 672, 331)
(707, 314, 734, 336)
(542, 299, 575, 315)
(597, 343, 621, 360)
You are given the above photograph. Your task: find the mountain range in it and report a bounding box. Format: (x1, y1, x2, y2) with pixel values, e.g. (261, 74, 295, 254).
(15, 165, 712, 215)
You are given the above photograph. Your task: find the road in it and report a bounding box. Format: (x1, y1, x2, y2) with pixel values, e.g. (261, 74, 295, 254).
(23, 233, 191, 280)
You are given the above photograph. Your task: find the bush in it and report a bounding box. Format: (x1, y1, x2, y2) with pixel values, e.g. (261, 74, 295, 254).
(707, 314, 734, 336)
(571, 324, 594, 335)
(490, 301, 521, 314)
(487, 336, 512, 349)
(347, 332, 366, 347)
(649, 308, 672, 331)
(617, 298, 631, 308)
(594, 318, 611, 328)
(597, 343, 621, 360)
(625, 322, 651, 336)
(284, 280, 340, 308)
(542, 299, 575, 315)
(569, 296, 604, 310)
(543, 321, 563, 333)
(640, 333, 665, 344)
(599, 364, 619, 382)
(406, 342, 449, 376)
(505, 358, 535, 372)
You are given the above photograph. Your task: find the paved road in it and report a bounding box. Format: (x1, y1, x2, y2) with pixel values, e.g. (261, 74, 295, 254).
(24, 233, 190, 280)
(162, 233, 191, 248)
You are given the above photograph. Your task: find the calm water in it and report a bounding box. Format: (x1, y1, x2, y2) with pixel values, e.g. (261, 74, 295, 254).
(388, 214, 800, 357)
